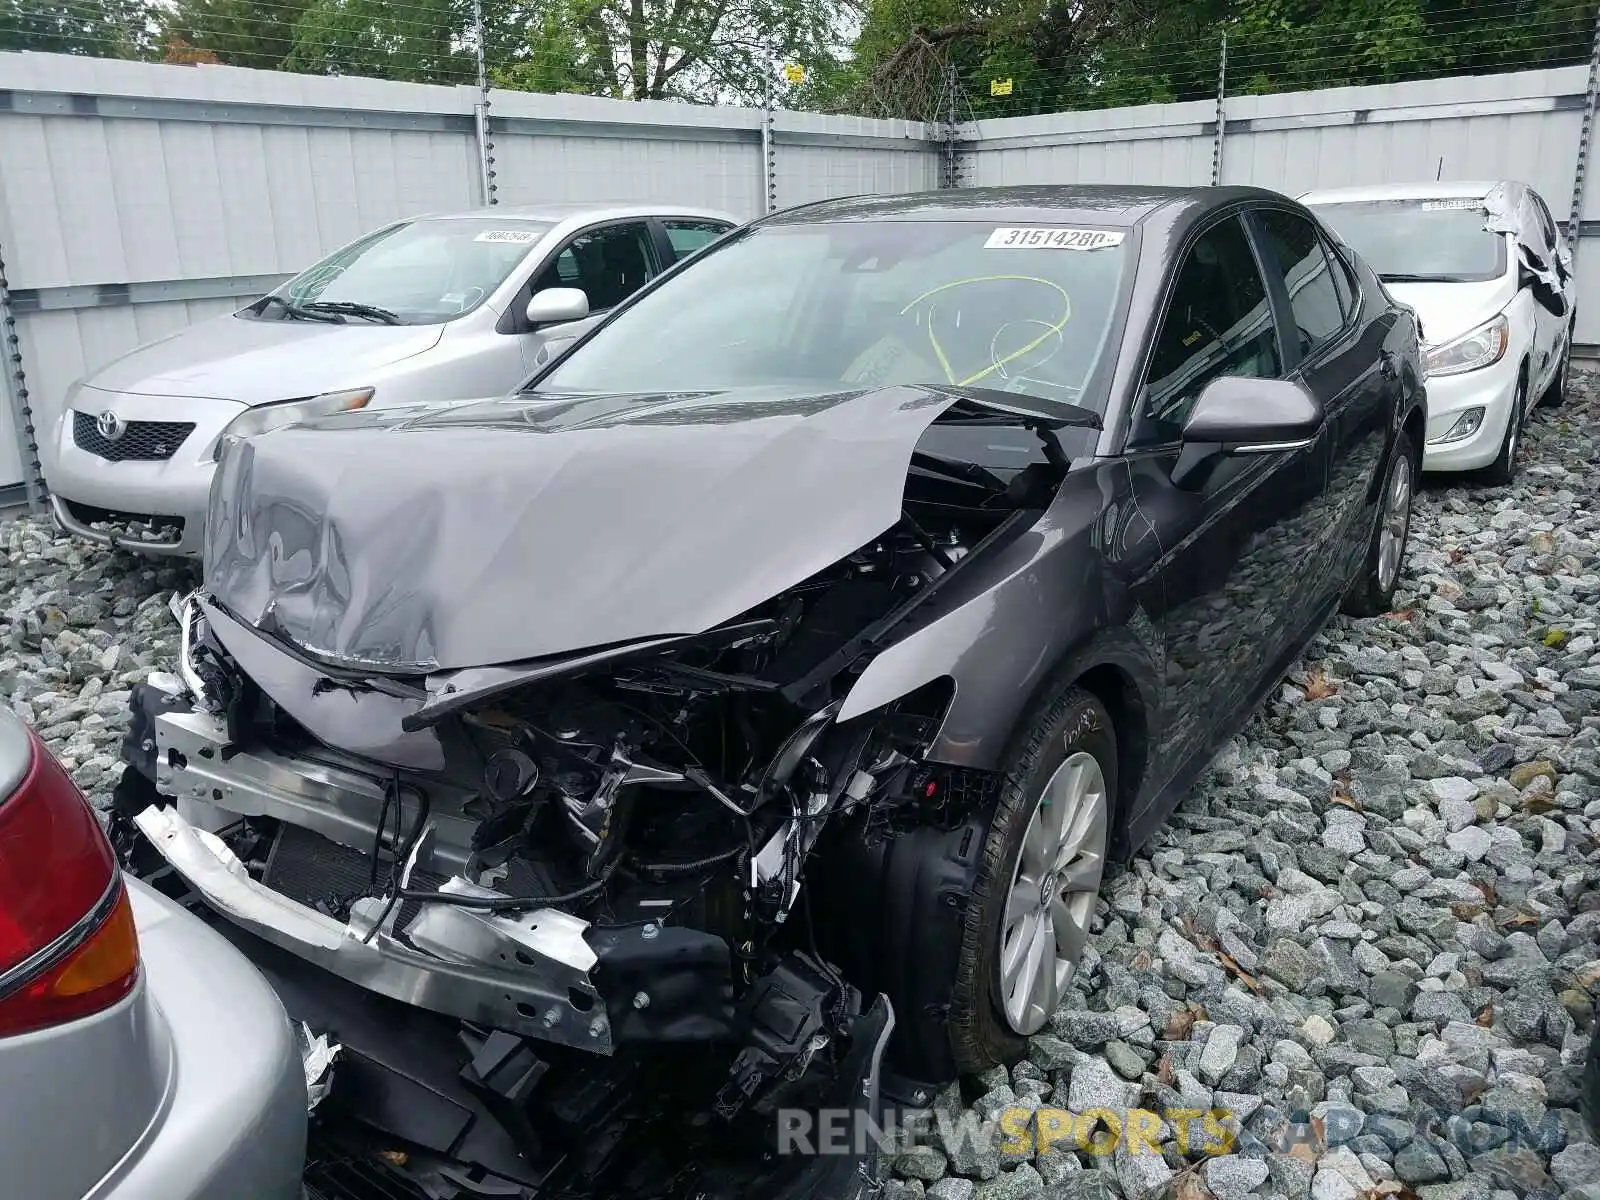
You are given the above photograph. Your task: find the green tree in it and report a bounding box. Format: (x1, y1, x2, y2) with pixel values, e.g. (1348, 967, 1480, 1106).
(284, 0, 472, 82)
(158, 0, 311, 71)
(0, 0, 155, 57)
(492, 0, 854, 103)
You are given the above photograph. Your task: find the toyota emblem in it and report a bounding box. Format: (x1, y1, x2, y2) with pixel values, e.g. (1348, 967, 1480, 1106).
(95, 410, 126, 442)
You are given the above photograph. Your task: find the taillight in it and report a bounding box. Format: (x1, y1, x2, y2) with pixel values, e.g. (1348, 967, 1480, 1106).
(0, 732, 140, 1036)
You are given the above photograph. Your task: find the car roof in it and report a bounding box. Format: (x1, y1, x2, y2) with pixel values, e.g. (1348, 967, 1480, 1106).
(763, 185, 1294, 230)
(418, 202, 740, 224)
(1298, 180, 1505, 205)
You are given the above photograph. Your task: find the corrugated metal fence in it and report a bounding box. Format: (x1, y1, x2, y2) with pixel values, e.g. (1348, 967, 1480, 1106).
(1, 50, 1596, 502)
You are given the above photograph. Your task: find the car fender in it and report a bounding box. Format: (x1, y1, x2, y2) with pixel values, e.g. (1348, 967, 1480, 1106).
(837, 466, 1164, 776)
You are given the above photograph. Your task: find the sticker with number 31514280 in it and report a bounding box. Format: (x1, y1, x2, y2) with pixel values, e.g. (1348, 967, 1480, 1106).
(984, 227, 1126, 251)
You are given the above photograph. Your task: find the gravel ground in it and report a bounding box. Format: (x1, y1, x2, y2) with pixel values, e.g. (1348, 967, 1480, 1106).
(3, 373, 1598, 1200)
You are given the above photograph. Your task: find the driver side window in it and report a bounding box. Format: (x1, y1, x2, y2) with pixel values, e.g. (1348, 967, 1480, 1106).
(531, 222, 660, 313)
(1137, 216, 1281, 446)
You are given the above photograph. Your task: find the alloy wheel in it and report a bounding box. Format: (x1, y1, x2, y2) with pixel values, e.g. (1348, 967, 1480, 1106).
(1377, 452, 1413, 594)
(997, 750, 1109, 1035)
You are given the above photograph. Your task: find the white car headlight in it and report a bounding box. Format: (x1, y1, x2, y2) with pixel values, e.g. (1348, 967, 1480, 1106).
(1424, 314, 1510, 378)
(211, 387, 374, 460)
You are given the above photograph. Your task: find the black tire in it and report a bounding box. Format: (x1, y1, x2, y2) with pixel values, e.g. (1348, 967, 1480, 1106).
(1540, 340, 1571, 409)
(806, 686, 1117, 1085)
(1478, 373, 1526, 488)
(947, 686, 1117, 1074)
(1342, 431, 1416, 618)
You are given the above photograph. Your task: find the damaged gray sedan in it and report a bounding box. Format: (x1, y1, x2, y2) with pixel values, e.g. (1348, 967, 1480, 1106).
(112, 185, 1425, 1198)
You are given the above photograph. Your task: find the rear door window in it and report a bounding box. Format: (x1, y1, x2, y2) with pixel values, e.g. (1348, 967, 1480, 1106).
(1256, 210, 1347, 362)
(663, 220, 733, 262)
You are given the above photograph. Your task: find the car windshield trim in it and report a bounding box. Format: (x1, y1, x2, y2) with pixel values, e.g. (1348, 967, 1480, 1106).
(532, 219, 1134, 418)
(242, 217, 556, 327)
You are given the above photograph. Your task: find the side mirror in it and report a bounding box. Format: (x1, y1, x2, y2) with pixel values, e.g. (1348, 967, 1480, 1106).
(1181, 376, 1323, 451)
(526, 287, 589, 328)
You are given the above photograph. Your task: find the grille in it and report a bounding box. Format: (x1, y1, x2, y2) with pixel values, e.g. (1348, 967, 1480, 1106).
(303, 1149, 434, 1200)
(61, 499, 184, 541)
(73, 410, 195, 461)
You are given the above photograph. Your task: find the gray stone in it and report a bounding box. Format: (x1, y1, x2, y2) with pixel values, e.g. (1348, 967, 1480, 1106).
(1396, 1143, 1451, 1186)
(930, 1181, 979, 1200)
(1036, 1149, 1081, 1185)
(1054, 1011, 1121, 1049)
(1067, 1059, 1135, 1114)
(1265, 939, 1318, 991)
(1104, 1041, 1145, 1081)
(885, 1181, 927, 1200)
(1371, 972, 1421, 1014)
(1042, 1173, 1110, 1200)
(1431, 778, 1482, 806)
(1270, 1155, 1316, 1200)
(943, 1117, 1003, 1181)
(1552, 1146, 1600, 1193)
(1200, 1025, 1247, 1086)
(1471, 1147, 1554, 1196)
(1113, 1145, 1172, 1200)
(898, 1146, 950, 1182)
(976, 1163, 1045, 1200)
(1206, 1156, 1272, 1200)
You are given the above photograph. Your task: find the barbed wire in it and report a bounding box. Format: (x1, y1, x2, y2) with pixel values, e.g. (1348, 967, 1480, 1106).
(2, 0, 1595, 119)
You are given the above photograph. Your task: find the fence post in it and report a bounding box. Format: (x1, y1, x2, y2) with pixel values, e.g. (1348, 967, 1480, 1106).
(472, 0, 498, 207)
(1211, 33, 1228, 186)
(761, 74, 777, 215)
(1565, 6, 1600, 257)
(0, 240, 44, 513)
(940, 63, 962, 188)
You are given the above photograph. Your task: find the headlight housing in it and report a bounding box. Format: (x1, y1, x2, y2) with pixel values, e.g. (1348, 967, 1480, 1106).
(1424, 314, 1509, 377)
(210, 387, 374, 460)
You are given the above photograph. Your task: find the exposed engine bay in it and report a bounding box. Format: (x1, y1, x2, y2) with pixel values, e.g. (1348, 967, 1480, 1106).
(113, 383, 1101, 1198)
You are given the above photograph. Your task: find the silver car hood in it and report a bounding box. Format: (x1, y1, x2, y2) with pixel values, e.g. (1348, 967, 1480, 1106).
(205, 386, 973, 672)
(87, 311, 446, 403)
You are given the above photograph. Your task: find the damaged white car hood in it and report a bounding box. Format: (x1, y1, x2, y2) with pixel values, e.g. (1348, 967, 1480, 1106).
(204, 385, 995, 673)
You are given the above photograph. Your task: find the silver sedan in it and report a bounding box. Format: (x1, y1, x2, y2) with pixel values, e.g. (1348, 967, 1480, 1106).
(0, 706, 306, 1198)
(41, 202, 736, 557)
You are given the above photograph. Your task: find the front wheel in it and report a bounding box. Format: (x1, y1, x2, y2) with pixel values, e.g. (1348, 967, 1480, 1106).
(1479, 376, 1526, 487)
(1342, 431, 1415, 617)
(945, 686, 1115, 1073)
(1541, 340, 1571, 409)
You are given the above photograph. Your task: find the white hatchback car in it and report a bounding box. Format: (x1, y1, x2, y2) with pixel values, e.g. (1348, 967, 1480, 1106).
(1302, 180, 1575, 484)
(41, 202, 737, 557)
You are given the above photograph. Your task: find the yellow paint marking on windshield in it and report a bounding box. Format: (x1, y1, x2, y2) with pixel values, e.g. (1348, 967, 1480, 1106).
(899, 275, 1072, 386)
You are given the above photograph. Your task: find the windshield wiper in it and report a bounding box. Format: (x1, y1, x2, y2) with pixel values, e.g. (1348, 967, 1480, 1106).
(927, 385, 1103, 430)
(256, 294, 344, 323)
(302, 300, 403, 325)
(1380, 272, 1465, 284)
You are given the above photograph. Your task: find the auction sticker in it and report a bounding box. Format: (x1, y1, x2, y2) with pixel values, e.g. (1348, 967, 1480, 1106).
(985, 227, 1125, 250)
(474, 229, 542, 243)
(1421, 198, 1480, 212)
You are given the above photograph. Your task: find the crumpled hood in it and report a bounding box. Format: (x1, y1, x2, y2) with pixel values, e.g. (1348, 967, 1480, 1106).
(1386, 275, 1516, 345)
(87, 311, 445, 403)
(204, 386, 970, 672)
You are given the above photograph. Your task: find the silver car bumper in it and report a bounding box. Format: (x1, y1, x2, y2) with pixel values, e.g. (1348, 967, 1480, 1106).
(41, 388, 244, 558)
(137, 709, 615, 1054)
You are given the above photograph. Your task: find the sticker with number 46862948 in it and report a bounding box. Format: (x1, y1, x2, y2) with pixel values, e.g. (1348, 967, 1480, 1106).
(984, 227, 1126, 250)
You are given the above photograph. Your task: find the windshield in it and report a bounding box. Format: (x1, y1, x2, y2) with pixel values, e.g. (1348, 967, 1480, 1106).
(1308, 199, 1507, 283)
(245, 217, 553, 326)
(535, 220, 1130, 410)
